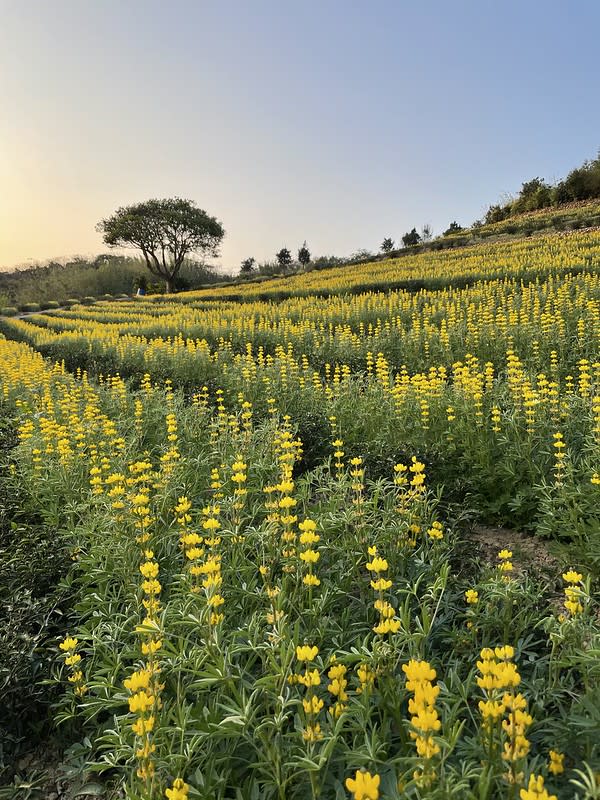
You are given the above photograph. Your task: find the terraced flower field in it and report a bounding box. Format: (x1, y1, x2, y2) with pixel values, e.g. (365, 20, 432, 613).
(0, 230, 598, 800)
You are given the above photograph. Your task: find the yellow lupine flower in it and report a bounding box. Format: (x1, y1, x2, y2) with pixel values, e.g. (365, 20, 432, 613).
(366, 556, 388, 573)
(548, 750, 565, 775)
(519, 773, 557, 800)
(165, 778, 189, 800)
(296, 645, 319, 662)
(345, 770, 380, 800)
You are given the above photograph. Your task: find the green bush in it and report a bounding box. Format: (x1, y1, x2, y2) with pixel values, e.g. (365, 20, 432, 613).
(101, 293, 113, 300)
(18, 303, 41, 313)
(66, 298, 81, 306)
(81, 296, 96, 305)
(40, 300, 60, 310)
(0, 307, 18, 316)
(0, 419, 73, 765)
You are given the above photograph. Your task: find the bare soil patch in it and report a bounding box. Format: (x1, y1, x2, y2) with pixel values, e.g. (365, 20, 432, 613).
(469, 524, 559, 578)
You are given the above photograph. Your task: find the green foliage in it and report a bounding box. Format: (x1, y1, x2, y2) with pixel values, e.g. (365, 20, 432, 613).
(276, 247, 293, 271)
(443, 222, 464, 236)
(0, 307, 17, 317)
(402, 228, 421, 247)
(483, 152, 600, 226)
(0, 415, 73, 773)
(240, 257, 256, 276)
(0, 256, 148, 307)
(0, 371, 597, 799)
(298, 242, 311, 269)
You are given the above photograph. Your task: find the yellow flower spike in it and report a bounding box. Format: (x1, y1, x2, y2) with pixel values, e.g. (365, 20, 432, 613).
(519, 773, 557, 800)
(402, 659, 437, 685)
(296, 645, 319, 662)
(302, 723, 323, 742)
(59, 636, 78, 652)
(128, 691, 155, 714)
(165, 778, 190, 800)
(132, 715, 155, 735)
(562, 569, 583, 583)
(366, 556, 388, 573)
(302, 695, 324, 714)
(494, 645, 515, 660)
(298, 668, 321, 687)
(370, 577, 392, 591)
(548, 750, 565, 775)
(427, 522, 444, 540)
(139, 561, 159, 578)
(465, 589, 479, 604)
(299, 549, 320, 564)
(303, 573, 321, 586)
(141, 639, 162, 655)
(124, 669, 152, 692)
(345, 769, 381, 800)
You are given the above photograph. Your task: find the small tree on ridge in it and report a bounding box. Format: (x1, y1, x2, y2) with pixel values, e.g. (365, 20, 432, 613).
(240, 257, 256, 275)
(276, 247, 292, 272)
(298, 241, 311, 269)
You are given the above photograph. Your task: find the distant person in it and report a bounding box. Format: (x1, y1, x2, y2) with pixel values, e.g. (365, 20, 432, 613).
(136, 286, 145, 296)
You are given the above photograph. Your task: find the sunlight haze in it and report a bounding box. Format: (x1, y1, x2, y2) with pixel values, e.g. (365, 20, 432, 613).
(1, 0, 599, 271)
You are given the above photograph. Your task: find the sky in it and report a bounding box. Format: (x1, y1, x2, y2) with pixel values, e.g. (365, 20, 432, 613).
(1, 0, 600, 273)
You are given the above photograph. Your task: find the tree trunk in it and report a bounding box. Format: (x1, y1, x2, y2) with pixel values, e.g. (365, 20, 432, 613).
(165, 277, 174, 294)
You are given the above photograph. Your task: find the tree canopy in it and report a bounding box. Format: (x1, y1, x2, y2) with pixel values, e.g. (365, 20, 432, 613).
(97, 198, 224, 293)
(402, 228, 421, 247)
(443, 221, 464, 236)
(276, 247, 292, 271)
(240, 257, 256, 275)
(298, 242, 311, 269)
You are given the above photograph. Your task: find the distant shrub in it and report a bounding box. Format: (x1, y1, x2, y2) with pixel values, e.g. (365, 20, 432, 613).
(0, 307, 18, 316)
(82, 296, 96, 305)
(18, 303, 41, 313)
(66, 298, 81, 306)
(40, 300, 60, 310)
(101, 293, 113, 300)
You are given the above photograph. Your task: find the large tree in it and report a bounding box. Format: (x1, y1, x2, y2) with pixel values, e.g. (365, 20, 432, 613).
(97, 198, 224, 293)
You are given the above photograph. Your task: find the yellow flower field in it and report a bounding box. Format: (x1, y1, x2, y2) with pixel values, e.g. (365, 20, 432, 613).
(0, 230, 598, 799)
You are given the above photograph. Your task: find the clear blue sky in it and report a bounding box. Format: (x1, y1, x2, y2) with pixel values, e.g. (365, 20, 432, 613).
(1, 0, 599, 271)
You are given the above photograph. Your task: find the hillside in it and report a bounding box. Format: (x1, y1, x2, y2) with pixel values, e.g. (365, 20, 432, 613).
(1, 222, 599, 799)
(158, 227, 600, 304)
